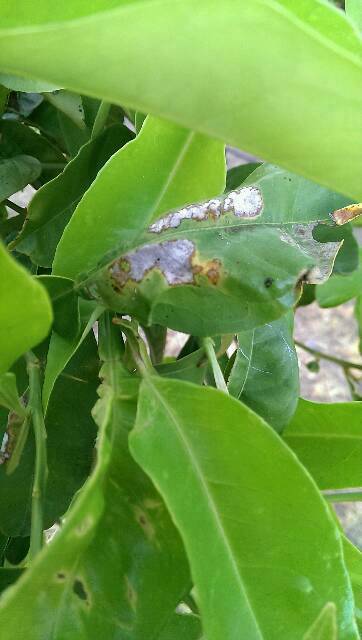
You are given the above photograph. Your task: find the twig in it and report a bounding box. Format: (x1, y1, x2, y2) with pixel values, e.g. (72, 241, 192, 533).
(26, 352, 47, 560)
(202, 338, 229, 394)
(295, 340, 362, 371)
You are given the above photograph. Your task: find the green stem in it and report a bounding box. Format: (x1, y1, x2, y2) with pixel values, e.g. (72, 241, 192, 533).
(324, 490, 362, 503)
(202, 338, 229, 394)
(26, 352, 47, 560)
(295, 340, 362, 371)
(4, 199, 26, 215)
(92, 101, 111, 138)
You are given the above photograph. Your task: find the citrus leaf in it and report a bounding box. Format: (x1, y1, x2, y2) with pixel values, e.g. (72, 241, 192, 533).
(0, 1, 362, 197)
(0, 243, 52, 375)
(130, 377, 358, 640)
(227, 312, 299, 431)
(283, 399, 362, 490)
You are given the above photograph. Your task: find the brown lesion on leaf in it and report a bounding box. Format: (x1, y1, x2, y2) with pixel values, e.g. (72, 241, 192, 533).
(133, 505, 161, 548)
(108, 240, 224, 292)
(192, 258, 222, 285)
(331, 203, 362, 225)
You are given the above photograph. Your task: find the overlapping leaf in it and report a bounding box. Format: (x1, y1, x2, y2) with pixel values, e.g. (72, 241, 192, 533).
(283, 399, 362, 490)
(14, 123, 133, 266)
(227, 312, 299, 431)
(131, 377, 358, 640)
(0, 243, 52, 375)
(0, 321, 191, 639)
(0, 1, 362, 197)
(93, 164, 354, 336)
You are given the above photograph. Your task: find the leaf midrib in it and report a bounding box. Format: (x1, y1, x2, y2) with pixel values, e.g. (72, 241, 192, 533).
(145, 377, 265, 640)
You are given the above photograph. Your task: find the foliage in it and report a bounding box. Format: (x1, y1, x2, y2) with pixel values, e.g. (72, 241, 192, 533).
(0, 1, 361, 638)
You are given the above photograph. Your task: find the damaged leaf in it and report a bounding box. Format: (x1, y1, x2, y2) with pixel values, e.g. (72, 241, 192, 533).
(0, 317, 190, 638)
(92, 165, 353, 336)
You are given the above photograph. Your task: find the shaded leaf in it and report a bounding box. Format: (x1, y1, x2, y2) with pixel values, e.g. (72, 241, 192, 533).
(0, 120, 66, 183)
(43, 90, 85, 129)
(131, 377, 358, 640)
(0, 73, 60, 92)
(0, 155, 41, 201)
(0, 319, 190, 639)
(0, 373, 26, 417)
(0, 332, 99, 536)
(158, 613, 202, 640)
(225, 163, 261, 192)
(317, 249, 362, 307)
(14, 123, 133, 266)
(227, 313, 299, 431)
(156, 348, 207, 385)
(0, 242, 52, 375)
(283, 399, 362, 490)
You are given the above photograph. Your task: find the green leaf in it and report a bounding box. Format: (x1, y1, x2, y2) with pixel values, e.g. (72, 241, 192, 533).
(226, 163, 262, 192)
(43, 90, 85, 129)
(316, 249, 362, 307)
(227, 313, 299, 431)
(346, 0, 362, 32)
(0, 373, 26, 417)
(0, 120, 66, 183)
(356, 296, 362, 353)
(37, 276, 80, 339)
(0, 1, 361, 197)
(0, 320, 190, 638)
(0, 333, 99, 536)
(0, 73, 60, 92)
(158, 613, 202, 640)
(130, 377, 358, 640)
(156, 348, 207, 385)
(53, 115, 226, 280)
(303, 603, 337, 640)
(14, 123, 133, 266)
(342, 536, 362, 633)
(93, 164, 351, 336)
(0, 84, 8, 115)
(0, 243, 52, 375)
(42, 300, 103, 411)
(283, 398, 362, 490)
(0, 155, 41, 201)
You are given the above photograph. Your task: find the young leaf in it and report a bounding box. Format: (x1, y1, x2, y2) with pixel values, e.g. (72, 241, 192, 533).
(283, 399, 362, 490)
(0, 323, 191, 639)
(0, 243, 52, 375)
(0, 120, 65, 183)
(0, 155, 41, 201)
(227, 313, 299, 431)
(14, 123, 133, 266)
(130, 377, 358, 640)
(0, 1, 361, 197)
(0, 333, 99, 536)
(53, 115, 226, 280)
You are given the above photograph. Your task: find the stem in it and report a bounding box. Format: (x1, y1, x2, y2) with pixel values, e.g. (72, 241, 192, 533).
(92, 101, 111, 138)
(4, 199, 26, 215)
(26, 352, 47, 560)
(295, 340, 362, 371)
(202, 338, 229, 394)
(324, 490, 362, 503)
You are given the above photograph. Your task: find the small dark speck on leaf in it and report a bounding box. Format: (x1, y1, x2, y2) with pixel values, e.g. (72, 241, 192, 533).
(73, 578, 89, 603)
(57, 572, 66, 581)
(264, 277, 274, 288)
